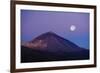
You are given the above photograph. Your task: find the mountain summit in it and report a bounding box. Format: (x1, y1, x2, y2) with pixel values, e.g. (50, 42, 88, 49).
(21, 31, 89, 62)
(22, 31, 83, 52)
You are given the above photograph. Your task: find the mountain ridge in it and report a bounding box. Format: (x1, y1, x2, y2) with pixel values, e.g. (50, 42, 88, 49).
(21, 31, 89, 62)
(22, 31, 87, 52)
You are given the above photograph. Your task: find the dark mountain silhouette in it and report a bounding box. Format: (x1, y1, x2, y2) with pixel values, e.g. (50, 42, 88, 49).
(21, 31, 89, 63)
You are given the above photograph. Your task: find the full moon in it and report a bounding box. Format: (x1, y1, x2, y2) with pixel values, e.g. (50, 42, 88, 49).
(70, 25, 76, 31)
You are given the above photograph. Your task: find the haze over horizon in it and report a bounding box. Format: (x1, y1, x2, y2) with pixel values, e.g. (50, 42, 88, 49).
(21, 10, 90, 49)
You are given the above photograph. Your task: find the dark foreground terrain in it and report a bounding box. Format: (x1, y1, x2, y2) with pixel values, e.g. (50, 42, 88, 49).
(21, 46, 89, 63)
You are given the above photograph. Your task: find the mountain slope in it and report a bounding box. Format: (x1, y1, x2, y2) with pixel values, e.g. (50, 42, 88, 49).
(21, 32, 89, 63)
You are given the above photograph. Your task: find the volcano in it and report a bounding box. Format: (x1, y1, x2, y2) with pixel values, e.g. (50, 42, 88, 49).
(21, 32, 89, 63)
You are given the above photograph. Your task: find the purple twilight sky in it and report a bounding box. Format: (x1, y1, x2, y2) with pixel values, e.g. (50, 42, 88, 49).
(21, 10, 90, 49)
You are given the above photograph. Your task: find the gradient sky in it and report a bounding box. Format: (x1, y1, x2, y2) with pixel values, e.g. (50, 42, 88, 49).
(21, 10, 90, 49)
